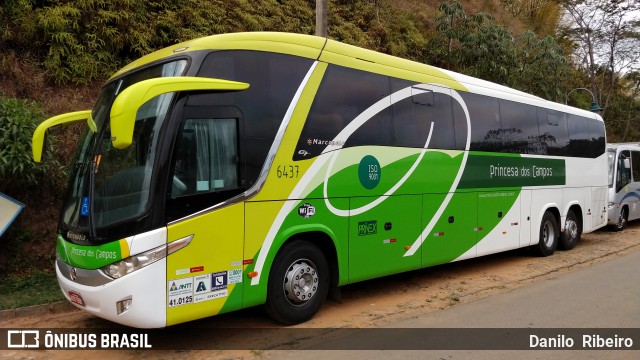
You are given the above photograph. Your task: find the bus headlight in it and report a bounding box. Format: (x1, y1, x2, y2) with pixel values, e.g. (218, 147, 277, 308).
(102, 245, 167, 279)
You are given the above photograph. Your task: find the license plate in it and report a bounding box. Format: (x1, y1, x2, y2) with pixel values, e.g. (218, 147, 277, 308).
(68, 291, 85, 307)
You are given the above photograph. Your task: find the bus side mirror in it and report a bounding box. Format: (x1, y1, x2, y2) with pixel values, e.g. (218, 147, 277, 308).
(624, 158, 631, 169)
(32, 110, 94, 162)
(109, 77, 249, 149)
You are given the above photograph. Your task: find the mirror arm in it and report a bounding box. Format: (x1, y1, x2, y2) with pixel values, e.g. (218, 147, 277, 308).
(32, 110, 92, 162)
(109, 77, 249, 149)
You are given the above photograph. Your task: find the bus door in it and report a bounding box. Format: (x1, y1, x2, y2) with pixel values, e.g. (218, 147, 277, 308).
(164, 105, 245, 326)
(631, 150, 640, 220)
(617, 150, 633, 207)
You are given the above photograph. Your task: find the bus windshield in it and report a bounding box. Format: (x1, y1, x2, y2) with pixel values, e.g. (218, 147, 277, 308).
(61, 60, 187, 242)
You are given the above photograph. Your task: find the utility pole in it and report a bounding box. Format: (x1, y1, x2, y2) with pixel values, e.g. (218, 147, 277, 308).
(316, 0, 327, 37)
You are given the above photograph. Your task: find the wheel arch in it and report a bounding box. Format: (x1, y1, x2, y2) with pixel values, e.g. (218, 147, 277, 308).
(269, 225, 343, 288)
(537, 204, 561, 236)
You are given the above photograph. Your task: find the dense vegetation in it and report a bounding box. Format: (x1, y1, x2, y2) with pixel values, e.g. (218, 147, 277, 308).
(0, 0, 638, 300)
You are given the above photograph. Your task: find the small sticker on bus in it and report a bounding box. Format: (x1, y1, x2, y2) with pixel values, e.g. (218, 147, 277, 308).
(80, 197, 89, 217)
(298, 203, 316, 218)
(228, 269, 242, 284)
(211, 271, 228, 291)
(190, 266, 204, 273)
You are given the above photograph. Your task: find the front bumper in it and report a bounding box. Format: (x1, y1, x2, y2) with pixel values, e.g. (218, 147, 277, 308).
(56, 257, 167, 328)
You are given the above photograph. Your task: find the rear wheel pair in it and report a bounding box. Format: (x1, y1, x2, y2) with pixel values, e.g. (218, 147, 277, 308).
(532, 209, 580, 256)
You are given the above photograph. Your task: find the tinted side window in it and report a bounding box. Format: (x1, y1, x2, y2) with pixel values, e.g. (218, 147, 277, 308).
(618, 150, 632, 191)
(171, 118, 239, 197)
(452, 95, 469, 150)
(461, 92, 502, 152)
(390, 79, 456, 150)
(587, 119, 606, 158)
(632, 151, 640, 182)
(295, 65, 392, 160)
(537, 108, 569, 156)
(196, 50, 312, 137)
(567, 114, 591, 157)
(193, 50, 313, 185)
(499, 100, 540, 154)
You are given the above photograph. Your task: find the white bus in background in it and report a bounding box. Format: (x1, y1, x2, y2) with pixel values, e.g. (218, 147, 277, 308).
(607, 143, 640, 230)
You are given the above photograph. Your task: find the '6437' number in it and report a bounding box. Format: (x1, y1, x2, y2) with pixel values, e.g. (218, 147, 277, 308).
(276, 165, 299, 179)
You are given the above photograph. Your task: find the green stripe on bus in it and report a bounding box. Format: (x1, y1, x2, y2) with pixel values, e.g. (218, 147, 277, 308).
(458, 154, 566, 188)
(57, 234, 125, 269)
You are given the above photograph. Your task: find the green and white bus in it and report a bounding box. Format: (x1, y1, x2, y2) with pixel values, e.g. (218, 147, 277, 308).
(33, 32, 608, 328)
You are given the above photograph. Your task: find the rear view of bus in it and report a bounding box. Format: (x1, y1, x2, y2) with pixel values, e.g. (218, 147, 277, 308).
(607, 143, 640, 230)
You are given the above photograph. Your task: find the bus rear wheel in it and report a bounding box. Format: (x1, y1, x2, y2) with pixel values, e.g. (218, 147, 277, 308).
(264, 240, 329, 324)
(532, 211, 558, 257)
(559, 209, 580, 250)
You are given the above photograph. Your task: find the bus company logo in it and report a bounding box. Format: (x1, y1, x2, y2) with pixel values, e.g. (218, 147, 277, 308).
(175, 283, 191, 291)
(195, 281, 207, 293)
(306, 138, 345, 147)
(298, 203, 316, 218)
(169, 280, 192, 295)
(193, 274, 210, 293)
(358, 220, 377, 236)
(297, 149, 310, 157)
(7, 330, 39, 348)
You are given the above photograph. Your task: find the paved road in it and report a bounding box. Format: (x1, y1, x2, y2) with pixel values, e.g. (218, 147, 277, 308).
(269, 248, 640, 359)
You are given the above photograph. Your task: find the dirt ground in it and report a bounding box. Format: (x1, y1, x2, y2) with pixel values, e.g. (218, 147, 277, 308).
(2, 222, 640, 359)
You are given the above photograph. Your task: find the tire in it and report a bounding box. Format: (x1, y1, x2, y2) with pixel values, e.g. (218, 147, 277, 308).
(264, 240, 329, 324)
(613, 207, 628, 232)
(558, 209, 580, 251)
(532, 211, 558, 257)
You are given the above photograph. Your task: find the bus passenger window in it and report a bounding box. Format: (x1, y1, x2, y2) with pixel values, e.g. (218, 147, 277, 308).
(537, 109, 569, 156)
(617, 150, 632, 192)
(632, 151, 640, 182)
(171, 118, 239, 197)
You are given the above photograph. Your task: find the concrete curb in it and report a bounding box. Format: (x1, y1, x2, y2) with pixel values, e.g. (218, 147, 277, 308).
(0, 301, 77, 322)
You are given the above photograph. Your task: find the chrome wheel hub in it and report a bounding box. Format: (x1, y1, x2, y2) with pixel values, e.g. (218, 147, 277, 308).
(543, 220, 556, 247)
(284, 259, 319, 305)
(565, 219, 578, 239)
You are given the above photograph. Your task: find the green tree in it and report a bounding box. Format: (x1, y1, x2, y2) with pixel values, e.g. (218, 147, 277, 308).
(0, 95, 63, 194)
(426, 1, 570, 99)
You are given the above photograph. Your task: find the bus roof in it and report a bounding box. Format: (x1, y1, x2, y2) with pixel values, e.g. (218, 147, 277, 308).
(110, 32, 601, 121)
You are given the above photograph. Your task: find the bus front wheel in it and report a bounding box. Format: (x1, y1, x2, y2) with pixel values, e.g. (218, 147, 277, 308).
(532, 211, 558, 257)
(264, 240, 329, 324)
(614, 207, 628, 231)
